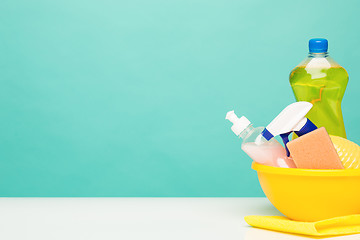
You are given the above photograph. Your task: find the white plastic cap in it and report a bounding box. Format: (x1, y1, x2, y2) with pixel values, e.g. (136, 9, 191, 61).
(225, 110, 251, 136)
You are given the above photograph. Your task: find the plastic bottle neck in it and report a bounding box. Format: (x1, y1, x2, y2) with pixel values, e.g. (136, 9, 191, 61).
(239, 124, 254, 139)
(308, 52, 329, 58)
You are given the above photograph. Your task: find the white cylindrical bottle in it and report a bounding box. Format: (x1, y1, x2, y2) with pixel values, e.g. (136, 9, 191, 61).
(226, 111, 296, 168)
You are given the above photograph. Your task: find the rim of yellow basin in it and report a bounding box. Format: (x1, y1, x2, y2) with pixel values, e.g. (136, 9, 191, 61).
(252, 162, 360, 177)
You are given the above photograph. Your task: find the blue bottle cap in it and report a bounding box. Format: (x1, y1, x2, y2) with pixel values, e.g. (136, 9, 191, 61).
(309, 38, 328, 53)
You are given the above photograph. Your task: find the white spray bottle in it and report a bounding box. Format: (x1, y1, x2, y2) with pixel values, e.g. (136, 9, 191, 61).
(261, 101, 317, 156)
(225, 111, 296, 168)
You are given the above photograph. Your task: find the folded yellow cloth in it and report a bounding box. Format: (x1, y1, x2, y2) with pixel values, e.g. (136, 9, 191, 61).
(245, 215, 360, 236)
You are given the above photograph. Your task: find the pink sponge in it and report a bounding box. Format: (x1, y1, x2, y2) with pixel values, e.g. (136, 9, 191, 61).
(287, 127, 344, 169)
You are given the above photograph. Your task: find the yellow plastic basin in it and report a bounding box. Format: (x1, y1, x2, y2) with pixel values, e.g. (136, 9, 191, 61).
(252, 162, 360, 222)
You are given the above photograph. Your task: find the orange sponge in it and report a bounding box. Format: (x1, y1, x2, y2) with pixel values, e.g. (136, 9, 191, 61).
(287, 127, 344, 169)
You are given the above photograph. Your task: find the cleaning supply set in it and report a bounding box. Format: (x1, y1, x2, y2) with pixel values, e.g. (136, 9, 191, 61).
(225, 38, 360, 237)
(226, 101, 347, 169)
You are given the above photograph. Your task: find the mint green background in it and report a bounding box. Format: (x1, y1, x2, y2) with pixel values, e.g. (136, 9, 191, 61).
(1, 0, 359, 196)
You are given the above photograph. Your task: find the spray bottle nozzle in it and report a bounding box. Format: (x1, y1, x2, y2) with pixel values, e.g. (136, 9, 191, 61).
(261, 102, 318, 156)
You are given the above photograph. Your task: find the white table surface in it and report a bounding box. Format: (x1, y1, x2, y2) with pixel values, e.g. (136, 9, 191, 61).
(0, 198, 359, 240)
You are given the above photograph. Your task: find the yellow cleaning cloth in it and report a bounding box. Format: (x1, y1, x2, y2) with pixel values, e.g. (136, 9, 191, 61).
(245, 215, 360, 236)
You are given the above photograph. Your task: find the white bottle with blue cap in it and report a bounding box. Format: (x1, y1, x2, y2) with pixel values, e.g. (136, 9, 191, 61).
(225, 111, 296, 168)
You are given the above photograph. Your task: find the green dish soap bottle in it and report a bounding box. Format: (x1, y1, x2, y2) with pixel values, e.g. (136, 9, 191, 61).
(289, 38, 348, 138)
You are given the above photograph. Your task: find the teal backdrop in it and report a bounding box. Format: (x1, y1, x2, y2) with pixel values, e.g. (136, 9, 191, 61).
(1, 0, 359, 196)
